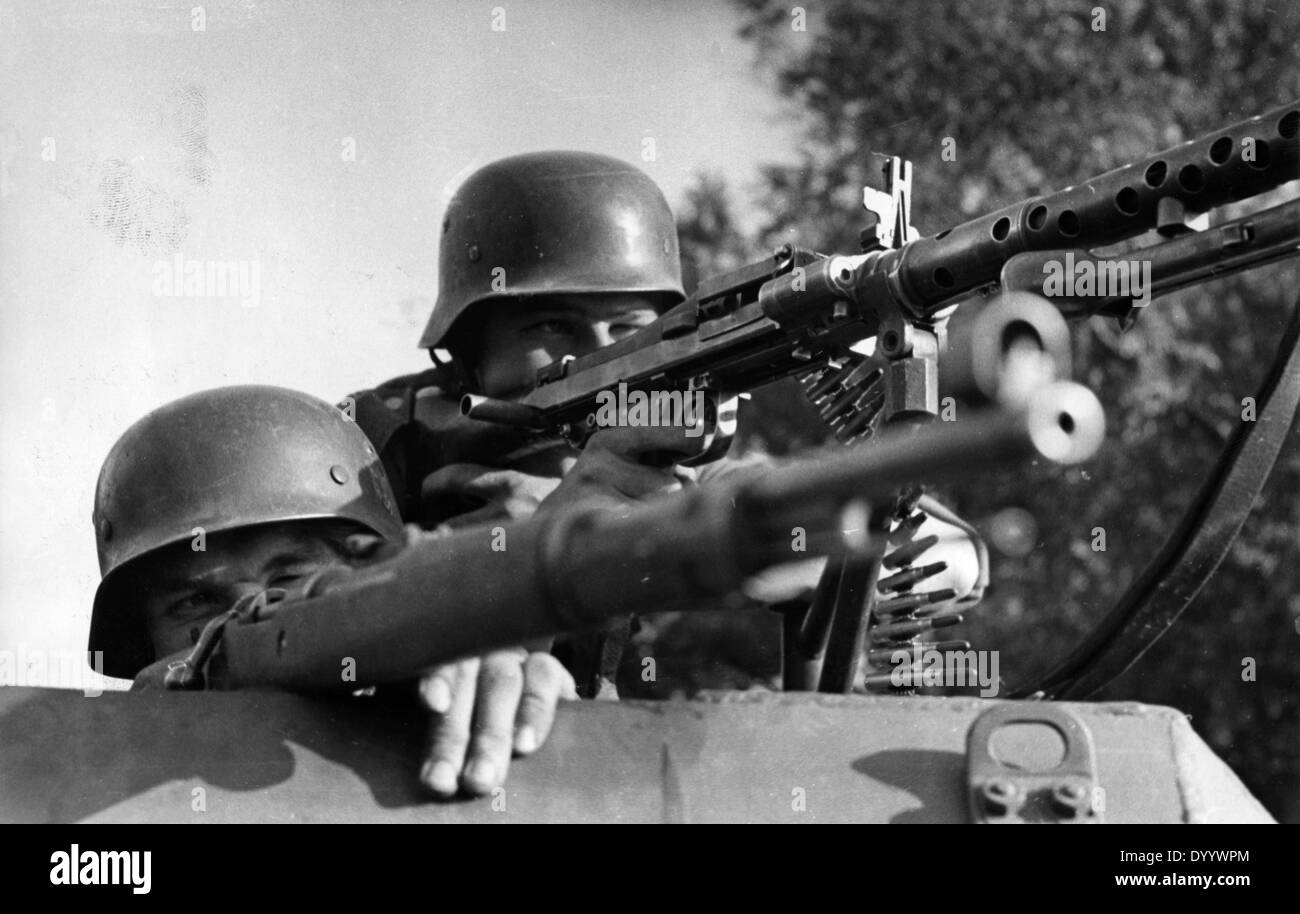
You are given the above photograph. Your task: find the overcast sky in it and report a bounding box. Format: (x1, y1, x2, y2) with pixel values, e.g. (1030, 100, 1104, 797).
(0, 0, 800, 686)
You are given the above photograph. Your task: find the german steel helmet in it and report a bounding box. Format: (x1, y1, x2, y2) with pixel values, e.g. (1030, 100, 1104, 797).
(88, 385, 405, 679)
(419, 151, 686, 351)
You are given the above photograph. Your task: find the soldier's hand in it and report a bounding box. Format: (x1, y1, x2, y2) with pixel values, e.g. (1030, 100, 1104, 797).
(538, 424, 694, 516)
(417, 648, 578, 798)
(419, 464, 562, 528)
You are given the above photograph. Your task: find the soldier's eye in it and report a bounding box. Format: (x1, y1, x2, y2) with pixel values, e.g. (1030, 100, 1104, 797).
(168, 592, 218, 617)
(526, 319, 573, 336)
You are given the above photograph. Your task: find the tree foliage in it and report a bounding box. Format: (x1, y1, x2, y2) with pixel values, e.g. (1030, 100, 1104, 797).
(664, 0, 1300, 820)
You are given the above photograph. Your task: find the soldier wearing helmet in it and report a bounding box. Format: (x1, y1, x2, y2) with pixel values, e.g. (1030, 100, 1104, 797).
(349, 151, 984, 696)
(90, 385, 576, 797)
(348, 151, 691, 529)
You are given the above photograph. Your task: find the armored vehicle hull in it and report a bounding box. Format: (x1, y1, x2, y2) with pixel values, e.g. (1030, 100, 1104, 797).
(0, 687, 1271, 823)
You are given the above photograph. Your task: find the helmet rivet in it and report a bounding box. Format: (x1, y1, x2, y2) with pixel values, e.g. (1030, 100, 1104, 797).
(467, 243, 481, 263)
(330, 465, 349, 485)
(100, 518, 113, 541)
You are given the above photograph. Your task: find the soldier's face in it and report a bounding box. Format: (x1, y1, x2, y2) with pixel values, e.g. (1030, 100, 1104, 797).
(474, 294, 659, 399)
(134, 523, 349, 660)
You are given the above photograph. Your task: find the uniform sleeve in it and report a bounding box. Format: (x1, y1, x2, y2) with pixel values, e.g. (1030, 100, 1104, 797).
(345, 370, 461, 526)
(345, 376, 430, 524)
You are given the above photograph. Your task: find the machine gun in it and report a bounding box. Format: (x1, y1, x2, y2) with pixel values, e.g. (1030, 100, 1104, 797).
(161, 380, 1103, 692)
(461, 102, 1298, 456)
(456, 100, 1300, 699)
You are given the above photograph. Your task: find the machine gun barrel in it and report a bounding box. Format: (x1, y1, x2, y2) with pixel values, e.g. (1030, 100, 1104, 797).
(996, 198, 1300, 317)
(215, 382, 1104, 692)
(876, 101, 1299, 318)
